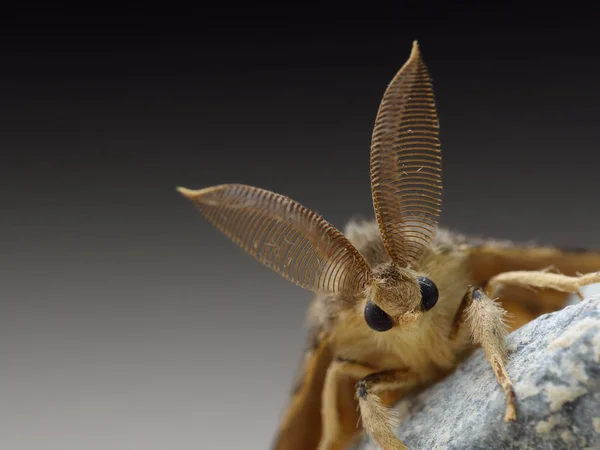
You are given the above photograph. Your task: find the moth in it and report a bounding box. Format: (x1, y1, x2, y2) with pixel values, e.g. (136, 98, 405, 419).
(177, 41, 600, 450)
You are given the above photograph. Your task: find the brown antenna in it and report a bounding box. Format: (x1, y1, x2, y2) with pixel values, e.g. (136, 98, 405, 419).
(177, 184, 372, 295)
(370, 40, 443, 266)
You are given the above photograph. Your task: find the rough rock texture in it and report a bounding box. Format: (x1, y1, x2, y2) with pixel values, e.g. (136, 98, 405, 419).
(354, 291, 600, 450)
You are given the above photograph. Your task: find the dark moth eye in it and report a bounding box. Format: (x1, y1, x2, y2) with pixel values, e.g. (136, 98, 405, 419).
(419, 276, 439, 311)
(364, 301, 393, 332)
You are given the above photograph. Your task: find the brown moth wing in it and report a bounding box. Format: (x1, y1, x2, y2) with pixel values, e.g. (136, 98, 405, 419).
(465, 239, 600, 329)
(330, 374, 365, 450)
(271, 333, 365, 450)
(272, 332, 333, 450)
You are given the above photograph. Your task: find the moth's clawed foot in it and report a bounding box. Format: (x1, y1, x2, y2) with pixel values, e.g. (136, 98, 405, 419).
(503, 384, 518, 422)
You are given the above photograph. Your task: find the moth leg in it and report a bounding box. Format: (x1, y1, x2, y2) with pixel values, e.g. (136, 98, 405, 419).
(452, 285, 516, 422)
(487, 270, 600, 300)
(355, 369, 421, 450)
(466, 244, 600, 328)
(318, 358, 374, 450)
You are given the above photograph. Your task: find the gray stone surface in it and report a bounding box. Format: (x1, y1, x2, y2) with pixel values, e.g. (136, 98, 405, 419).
(355, 291, 600, 450)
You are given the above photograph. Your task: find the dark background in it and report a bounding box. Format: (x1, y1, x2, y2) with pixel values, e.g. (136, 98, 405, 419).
(2, 4, 600, 449)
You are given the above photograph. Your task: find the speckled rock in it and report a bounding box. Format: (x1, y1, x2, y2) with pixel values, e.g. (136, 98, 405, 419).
(354, 291, 600, 450)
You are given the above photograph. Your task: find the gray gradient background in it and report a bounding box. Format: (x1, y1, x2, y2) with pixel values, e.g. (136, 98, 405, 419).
(2, 5, 600, 450)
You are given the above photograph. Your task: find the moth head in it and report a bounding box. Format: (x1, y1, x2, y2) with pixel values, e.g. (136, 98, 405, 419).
(362, 262, 439, 332)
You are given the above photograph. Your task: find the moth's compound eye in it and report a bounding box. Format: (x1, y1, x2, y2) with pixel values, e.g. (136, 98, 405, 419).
(364, 301, 393, 332)
(419, 276, 439, 311)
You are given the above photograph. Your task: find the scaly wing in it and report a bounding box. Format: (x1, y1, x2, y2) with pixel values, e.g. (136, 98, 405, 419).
(271, 330, 365, 450)
(271, 331, 333, 450)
